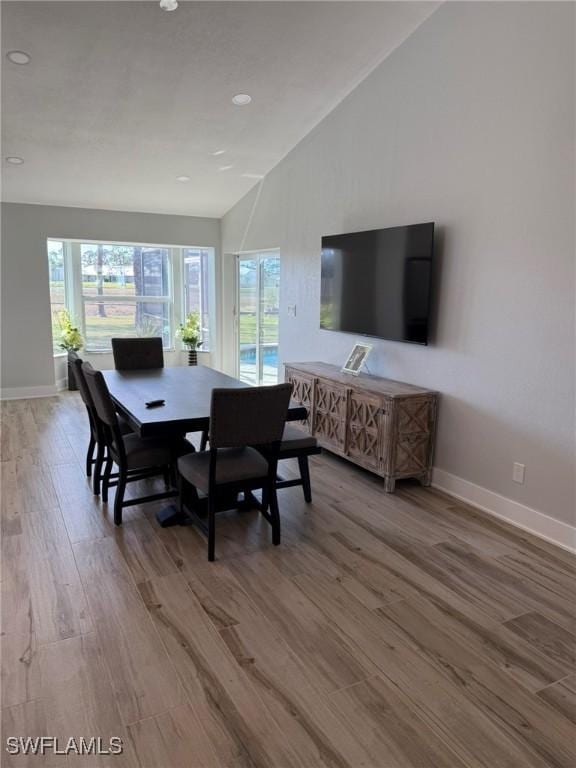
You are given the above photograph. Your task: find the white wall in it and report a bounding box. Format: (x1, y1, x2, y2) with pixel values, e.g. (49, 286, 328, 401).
(222, 2, 575, 527)
(1, 203, 220, 393)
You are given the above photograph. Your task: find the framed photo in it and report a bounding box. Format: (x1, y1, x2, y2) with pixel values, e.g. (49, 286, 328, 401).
(342, 342, 372, 375)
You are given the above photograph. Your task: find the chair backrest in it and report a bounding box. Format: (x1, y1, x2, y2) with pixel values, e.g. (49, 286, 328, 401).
(81, 362, 119, 429)
(71, 356, 93, 409)
(209, 383, 293, 449)
(71, 355, 99, 440)
(111, 337, 164, 370)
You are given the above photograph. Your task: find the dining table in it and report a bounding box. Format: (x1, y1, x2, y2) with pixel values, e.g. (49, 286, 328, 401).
(101, 365, 307, 526)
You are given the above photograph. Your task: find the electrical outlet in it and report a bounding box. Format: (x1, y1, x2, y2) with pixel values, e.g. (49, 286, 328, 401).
(287, 304, 297, 317)
(513, 462, 525, 484)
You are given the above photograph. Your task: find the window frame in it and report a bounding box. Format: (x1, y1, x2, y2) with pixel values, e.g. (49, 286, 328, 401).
(47, 239, 70, 357)
(75, 240, 174, 353)
(47, 238, 215, 356)
(180, 246, 215, 352)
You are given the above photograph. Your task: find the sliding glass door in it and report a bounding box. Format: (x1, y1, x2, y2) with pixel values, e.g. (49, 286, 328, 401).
(237, 251, 280, 385)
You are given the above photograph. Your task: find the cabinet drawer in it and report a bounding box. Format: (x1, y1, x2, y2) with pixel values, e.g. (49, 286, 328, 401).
(396, 397, 434, 435)
(315, 380, 347, 418)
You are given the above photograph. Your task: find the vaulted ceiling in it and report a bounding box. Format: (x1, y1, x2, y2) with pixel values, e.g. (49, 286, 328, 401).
(2, 1, 437, 217)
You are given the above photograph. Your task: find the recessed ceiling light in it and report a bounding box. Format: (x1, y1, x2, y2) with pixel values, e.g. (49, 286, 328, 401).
(176, 175, 191, 183)
(232, 94, 252, 106)
(159, 0, 178, 10)
(5, 156, 24, 165)
(6, 50, 31, 65)
(242, 173, 264, 180)
(211, 149, 226, 156)
(218, 165, 234, 172)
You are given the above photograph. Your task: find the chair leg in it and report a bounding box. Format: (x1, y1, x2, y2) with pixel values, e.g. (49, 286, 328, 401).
(93, 443, 105, 496)
(86, 436, 96, 478)
(162, 467, 171, 489)
(269, 484, 281, 546)
(114, 472, 126, 526)
(200, 430, 209, 452)
(102, 458, 113, 504)
(298, 455, 312, 503)
(177, 473, 184, 517)
(207, 494, 216, 562)
(261, 484, 270, 515)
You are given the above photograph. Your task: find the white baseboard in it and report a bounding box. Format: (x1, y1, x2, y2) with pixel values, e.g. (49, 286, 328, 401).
(1, 384, 58, 400)
(56, 378, 68, 391)
(432, 468, 576, 554)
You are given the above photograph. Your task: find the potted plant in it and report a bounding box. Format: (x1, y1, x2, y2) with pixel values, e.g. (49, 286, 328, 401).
(57, 310, 84, 390)
(177, 311, 203, 366)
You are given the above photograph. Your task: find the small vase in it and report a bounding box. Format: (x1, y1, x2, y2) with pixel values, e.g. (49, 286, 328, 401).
(188, 348, 198, 366)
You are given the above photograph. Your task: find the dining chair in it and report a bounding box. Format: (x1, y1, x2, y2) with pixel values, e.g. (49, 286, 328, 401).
(82, 362, 192, 525)
(71, 356, 132, 494)
(111, 337, 164, 370)
(67, 349, 80, 392)
(177, 383, 292, 561)
(69, 352, 97, 477)
(276, 424, 321, 502)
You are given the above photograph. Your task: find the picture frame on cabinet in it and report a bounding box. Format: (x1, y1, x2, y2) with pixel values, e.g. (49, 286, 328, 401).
(342, 342, 372, 375)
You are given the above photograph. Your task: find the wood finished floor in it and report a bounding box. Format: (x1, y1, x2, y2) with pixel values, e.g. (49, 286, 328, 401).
(1, 393, 575, 767)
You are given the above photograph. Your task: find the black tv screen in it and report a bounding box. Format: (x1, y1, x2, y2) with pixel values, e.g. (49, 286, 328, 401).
(320, 222, 435, 345)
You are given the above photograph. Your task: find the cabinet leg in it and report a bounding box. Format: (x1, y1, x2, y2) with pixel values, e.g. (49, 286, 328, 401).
(384, 476, 396, 493)
(421, 470, 432, 487)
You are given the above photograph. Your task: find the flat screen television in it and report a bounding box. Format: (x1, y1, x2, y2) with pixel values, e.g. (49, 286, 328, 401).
(320, 222, 435, 345)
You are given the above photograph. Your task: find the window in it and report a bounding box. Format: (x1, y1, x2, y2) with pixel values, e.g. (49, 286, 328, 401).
(80, 243, 171, 351)
(47, 239, 215, 354)
(182, 248, 212, 350)
(47, 240, 66, 353)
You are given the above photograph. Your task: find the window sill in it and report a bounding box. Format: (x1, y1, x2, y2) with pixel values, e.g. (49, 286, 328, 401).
(81, 348, 208, 355)
(83, 349, 175, 355)
(54, 348, 211, 356)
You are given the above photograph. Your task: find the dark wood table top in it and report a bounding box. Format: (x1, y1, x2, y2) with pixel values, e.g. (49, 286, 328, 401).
(102, 366, 307, 438)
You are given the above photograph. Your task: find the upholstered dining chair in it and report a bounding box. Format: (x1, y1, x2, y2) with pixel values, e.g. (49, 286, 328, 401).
(177, 383, 292, 561)
(71, 355, 132, 494)
(82, 362, 192, 525)
(111, 337, 164, 370)
(69, 352, 97, 478)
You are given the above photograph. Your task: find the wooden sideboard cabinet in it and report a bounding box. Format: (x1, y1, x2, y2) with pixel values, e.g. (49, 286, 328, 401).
(285, 362, 438, 492)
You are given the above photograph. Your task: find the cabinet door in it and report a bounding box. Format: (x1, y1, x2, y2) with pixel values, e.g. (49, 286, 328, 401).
(392, 397, 436, 478)
(395, 433, 432, 476)
(346, 392, 382, 470)
(396, 397, 434, 435)
(315, 379, 347, 418)
(285, 369, 314, 430)
(313, 379, 347, 450)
